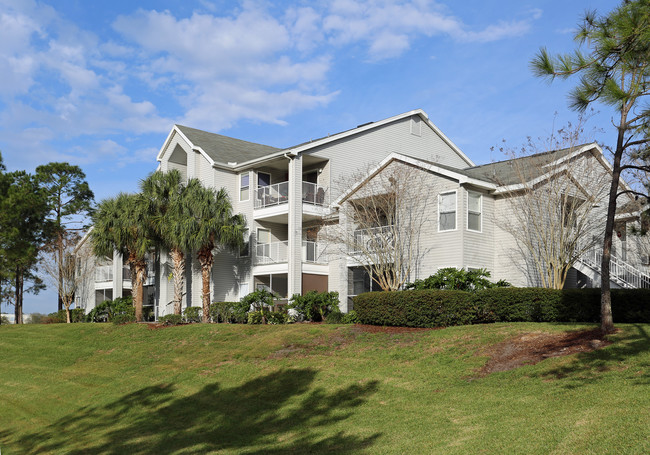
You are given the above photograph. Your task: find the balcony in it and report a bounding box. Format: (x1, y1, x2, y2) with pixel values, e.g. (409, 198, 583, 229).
(95, 265, 113, 282)
(253, 181, 329, 223)
(350, 225, 395, 254)
(253, 241, 327, 266)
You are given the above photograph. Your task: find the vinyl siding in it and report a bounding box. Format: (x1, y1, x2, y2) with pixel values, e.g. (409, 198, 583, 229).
(303, 115, 470, 201)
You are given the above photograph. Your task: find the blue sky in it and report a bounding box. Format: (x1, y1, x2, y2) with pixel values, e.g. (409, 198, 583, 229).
(0, 0, 618, 314)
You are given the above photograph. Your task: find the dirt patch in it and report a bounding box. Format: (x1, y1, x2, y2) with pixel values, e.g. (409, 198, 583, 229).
(478, 328, 614, 376)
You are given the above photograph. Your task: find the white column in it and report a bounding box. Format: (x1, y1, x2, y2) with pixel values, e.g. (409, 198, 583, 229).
(112, 251, 123, 299)
(288, 155, 303, 296)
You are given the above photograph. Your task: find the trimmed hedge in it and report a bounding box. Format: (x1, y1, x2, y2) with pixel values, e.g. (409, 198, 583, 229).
(353, 288, 650, 328)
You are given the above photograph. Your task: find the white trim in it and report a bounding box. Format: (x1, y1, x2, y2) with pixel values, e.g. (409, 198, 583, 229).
(239, 172, 250, 202)
(467, 190, 482, 233)
(232, 109, 475, 170)
(156, 125, 217, 168)
(438, 190, 457, 232)
(335, 152, 495, 206)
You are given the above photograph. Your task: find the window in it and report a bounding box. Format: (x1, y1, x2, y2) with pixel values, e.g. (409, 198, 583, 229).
(439, 191, 456, 231)
(239, 173, 249, 201)
(239, 229, 250, 257)
(467, 192, 482, 232)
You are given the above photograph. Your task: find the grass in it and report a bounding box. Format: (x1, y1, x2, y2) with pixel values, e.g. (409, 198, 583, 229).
(0, 322, 648, 454)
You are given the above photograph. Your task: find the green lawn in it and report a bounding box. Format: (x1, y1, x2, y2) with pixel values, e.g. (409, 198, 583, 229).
(0, 322, 648, 454)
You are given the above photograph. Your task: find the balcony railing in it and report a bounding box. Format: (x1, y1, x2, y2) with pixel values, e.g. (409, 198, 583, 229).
(254, 181, 328, 209)
(255, 241, 288, 265)
(253, 241, 327, 265)
(303, 241, 327, 263)
(350, 225, 395, 254)
(95, 265, 113, 282)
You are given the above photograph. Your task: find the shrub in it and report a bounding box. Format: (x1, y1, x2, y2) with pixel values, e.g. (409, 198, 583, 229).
(405, 267, 510, 292)
(354, 287, 650, 328)
(210, 302, 233, 323)
(247, 309, 287, 325)
(183, 306, 201, 323)
(289, 291, 340, 322)
(1, 315, 9, 325)
(112, 312, 135, 325)
(341, 310, 360, 324)
(241, 289, 275, 324)
(160, 314, 183, 326)
(325, 310, 343, 324)
(28, 313, 47, 324)
(87, 297, 134, 323)
(45, 308, 86, 323)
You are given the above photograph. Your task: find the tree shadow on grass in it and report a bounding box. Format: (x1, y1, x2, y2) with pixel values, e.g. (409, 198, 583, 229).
(11, 369, 380, 454)
(532, 324, 650, 388)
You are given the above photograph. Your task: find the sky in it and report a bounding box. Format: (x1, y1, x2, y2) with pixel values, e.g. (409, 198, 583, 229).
(0, 0, 620, 315)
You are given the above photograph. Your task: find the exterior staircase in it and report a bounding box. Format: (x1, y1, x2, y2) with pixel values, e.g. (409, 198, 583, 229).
(576, 247, 650, 289)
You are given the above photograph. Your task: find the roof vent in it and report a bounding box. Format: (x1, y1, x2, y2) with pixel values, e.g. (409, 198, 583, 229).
(228, 162, 237, 166)
(357, 121, 374, 128)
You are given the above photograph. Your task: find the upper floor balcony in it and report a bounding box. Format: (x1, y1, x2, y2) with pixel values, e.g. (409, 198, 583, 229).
(253, 240, 328, 266)
(253, 181, 329, 223)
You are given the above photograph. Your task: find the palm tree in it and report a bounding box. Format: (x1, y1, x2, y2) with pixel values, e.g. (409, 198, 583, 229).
(141, 170, 191, 315)
(91, 193, 154, 322)
(184, 179, 246, 323)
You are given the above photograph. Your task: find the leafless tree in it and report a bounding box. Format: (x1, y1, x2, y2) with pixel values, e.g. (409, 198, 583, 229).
(326, 160, 433, 291)
(495, 125, 610, 289)
(40, 232, 95, 323)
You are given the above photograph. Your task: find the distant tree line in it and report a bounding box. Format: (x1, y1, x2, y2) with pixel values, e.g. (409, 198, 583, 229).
(0, 153, 94, 324)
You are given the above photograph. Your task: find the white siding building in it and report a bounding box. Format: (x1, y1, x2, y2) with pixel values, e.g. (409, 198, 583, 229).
(78, 109, 650, 318)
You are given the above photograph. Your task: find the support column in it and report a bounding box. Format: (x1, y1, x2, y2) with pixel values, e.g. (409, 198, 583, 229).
(288, 155, 303, 297)
(113, 251, 123, 299)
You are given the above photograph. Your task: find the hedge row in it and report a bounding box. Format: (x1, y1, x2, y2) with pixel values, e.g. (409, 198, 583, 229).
(353, 288, 650, 328)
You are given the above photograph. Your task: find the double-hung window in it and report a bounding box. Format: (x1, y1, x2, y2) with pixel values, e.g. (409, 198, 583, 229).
(467, 192, 482, 232)
(439, 191, 457, 231)
(240, 173, 250, 201)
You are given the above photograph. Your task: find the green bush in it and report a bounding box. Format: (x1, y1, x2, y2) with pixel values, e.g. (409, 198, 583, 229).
(183, 306, 201, 323)
(353, 287, 650, 328)
(160, 314, 183, 326)
(247, 309, 287, 325)
(289, 291, 340, 322)
(241, 289, 275, 324)
(341, 310, 360, 324)
(325, 310, 343, 324)
(1, 315, 9, 325)
(405, 267, 510, 292)
(45, 308, 86, 323)
(112, 312, 136, 325)
(86, 297, 134, 323)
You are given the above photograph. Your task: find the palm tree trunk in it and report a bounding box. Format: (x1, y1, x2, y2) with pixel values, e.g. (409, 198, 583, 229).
(170, 247, 185, 315)
(197, 246, 213, 323)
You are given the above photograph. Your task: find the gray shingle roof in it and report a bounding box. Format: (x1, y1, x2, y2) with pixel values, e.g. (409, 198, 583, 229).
(176, 125, 280, 165)
(462, 145, 585, 185)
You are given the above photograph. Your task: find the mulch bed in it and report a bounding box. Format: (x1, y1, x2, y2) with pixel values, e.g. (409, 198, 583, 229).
(478, 328, 614, 376)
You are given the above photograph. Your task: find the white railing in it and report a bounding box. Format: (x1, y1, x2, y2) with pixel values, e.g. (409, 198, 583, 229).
(255, 241, 289, 264)
(579, 247, 650, 288)
(255, 182, 289, 209)
(95, 265, 113, 282)
(303, 241, 327, 263)
(302, 182, 328, 206)
(254, 181, 328, 209)
(254, 240, 327, 265)
(350, 225, 395, 254)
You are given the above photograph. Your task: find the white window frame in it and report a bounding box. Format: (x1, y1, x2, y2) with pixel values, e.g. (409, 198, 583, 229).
(467, 191, 482, 233)
(438, 190, 457, 232)
(239, 172, 250, 202)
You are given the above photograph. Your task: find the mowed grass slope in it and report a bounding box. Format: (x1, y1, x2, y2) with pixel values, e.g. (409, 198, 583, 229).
(0, 322, 648, 454)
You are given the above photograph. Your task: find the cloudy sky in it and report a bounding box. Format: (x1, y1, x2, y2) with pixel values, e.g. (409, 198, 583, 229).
(1, 0, 618, 314)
